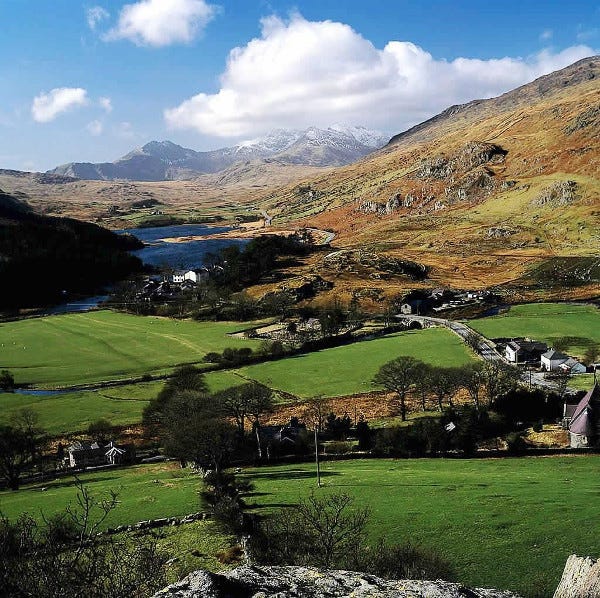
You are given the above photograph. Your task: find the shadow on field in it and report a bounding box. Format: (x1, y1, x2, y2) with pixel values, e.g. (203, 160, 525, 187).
(244, 470, 340, 482)
(33, 476, 121, 491)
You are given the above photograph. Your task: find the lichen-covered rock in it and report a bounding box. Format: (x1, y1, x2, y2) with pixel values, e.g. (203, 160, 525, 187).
(532, 180, 579, 206)
(554, 555, 600, 598)
(153, 565, 522, 598)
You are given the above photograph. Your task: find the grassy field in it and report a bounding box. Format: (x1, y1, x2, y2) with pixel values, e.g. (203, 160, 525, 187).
(241, 456, 600, 597)
(0, 311, 260, 387)
(0, 462, 203, 528)
(228, 327, 474, 399)
(470, 303, 600, 358)
(0, 381, 163, 435)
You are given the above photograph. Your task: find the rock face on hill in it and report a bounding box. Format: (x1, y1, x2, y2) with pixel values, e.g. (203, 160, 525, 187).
(152, 565, 521, 598)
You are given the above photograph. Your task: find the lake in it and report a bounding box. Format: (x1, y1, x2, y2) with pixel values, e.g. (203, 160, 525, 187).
(42, 224, 248, 314)
(122, 224, 248, 270)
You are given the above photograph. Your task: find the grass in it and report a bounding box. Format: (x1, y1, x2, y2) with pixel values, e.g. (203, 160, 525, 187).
(0, 311, 261, 387)
(0, 381, 163, 435)
(228, 327, 474, 399)
(568, 373, 596, 392)
(469, 303, 600, 359)
(241, 456, 600, 597)
(0, 462, 203, 529)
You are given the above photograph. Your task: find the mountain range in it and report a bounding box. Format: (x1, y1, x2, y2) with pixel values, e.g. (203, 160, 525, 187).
(48, 125, 387, 182)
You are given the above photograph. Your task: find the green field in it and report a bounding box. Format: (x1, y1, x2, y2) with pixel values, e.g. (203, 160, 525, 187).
(241, 457, 600, 596)
(0, 381, 163, 435)
(0, 311, 260, 387)
(470, 303, 600, 358)
(0, 462, 203, 528)
(229, 327, 474, 398)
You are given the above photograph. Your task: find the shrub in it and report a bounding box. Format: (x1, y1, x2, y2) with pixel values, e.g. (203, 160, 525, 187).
(216, 545, 244, 565)
(357, 539, 455, 581)
(506, 432, 528, 455)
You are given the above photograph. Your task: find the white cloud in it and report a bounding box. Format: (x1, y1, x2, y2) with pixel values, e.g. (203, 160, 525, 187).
(164, 14, 597, 138)
(577, 27, 599, 42)
(105, 0, 217, 47)
(31, 87, 88, 123)
(540, 29, 553, 41)
(87, 6, 110, 31)
(87, 120, 103, 136)
(99, 96, 113, 112)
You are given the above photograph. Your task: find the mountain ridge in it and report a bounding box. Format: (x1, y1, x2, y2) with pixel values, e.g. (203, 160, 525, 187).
(48, 126, 387, 182)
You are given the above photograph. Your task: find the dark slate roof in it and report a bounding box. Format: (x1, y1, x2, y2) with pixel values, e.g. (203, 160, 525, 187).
(542, 349, 569, 361)
(569, 384, 599, 436)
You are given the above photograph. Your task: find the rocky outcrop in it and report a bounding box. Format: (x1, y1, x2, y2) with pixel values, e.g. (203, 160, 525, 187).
(532, 180, 579, 206)
(153, 565, 521, 598)
(554, 555, 600, 598)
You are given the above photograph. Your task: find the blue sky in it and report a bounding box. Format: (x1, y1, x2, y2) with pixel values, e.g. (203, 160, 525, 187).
(0, 0, 598, 171)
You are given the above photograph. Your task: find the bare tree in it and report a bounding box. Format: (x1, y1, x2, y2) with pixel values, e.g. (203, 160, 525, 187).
(249, 492, 370, 569)
(482, 361, 520, 406)
(458, 362, 486, 411)
(427, 367, 462, 411)
(373, 357, 423, 421)
(303, 397, 330, 487)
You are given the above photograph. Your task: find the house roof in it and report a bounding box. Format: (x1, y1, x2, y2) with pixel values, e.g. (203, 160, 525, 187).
(569, 384, 599, 436)
(542, 349, 569, 361)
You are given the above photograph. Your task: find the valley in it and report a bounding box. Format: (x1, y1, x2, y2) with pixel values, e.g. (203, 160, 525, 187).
(1, 51, 599, 598)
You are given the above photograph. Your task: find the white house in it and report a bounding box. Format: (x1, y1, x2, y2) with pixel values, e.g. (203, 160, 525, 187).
(505, 340, 548, 363)
(184, 269, 209, 284)
(540, 349, 569, 371)
(172, 272, 185, 283)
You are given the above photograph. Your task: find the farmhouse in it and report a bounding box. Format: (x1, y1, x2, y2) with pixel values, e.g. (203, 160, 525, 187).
(505, 339, 548, 363)
(67, 440, 134, 468)
(541, 349, 569, 371)
(567, 384, 600, 448)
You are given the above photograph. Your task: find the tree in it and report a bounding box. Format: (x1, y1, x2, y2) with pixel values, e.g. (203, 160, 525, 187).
(0, 370, 14, 392)
(161, 391, 234, 474)
(427, 366, 462, 411)
(218, 383, 274, 457)
(248, 492, 370, 569)
(318, 299, 346, 336)
(583, 343, 600, 366)
(0, 481, 167, 597)
(142, 365, 208, 430)
(373, 357, 423, 421)
(413, 363, 433, 411)
(458, 362, 486, 410)
(0, 410, 46, 490)
(463, 330, 481, 352)
(87, 418, 113, 443)
(482, 361, 520, 406)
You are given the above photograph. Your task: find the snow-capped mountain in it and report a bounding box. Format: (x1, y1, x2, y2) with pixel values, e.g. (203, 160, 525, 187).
(48, 126, 388, 181)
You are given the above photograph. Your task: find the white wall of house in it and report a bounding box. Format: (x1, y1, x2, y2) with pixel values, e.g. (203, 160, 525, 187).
(541, 355, 568, 371)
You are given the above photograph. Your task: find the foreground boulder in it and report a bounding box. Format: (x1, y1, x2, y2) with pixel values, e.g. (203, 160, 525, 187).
(554, 555, 600, 598)
(153, 565, 521, 597)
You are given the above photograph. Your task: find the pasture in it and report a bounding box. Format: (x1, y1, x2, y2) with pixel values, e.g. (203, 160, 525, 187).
(0, 462, 202, 528)
(231, 327, 474, 398)
(469, 303, 600, 358)
(0, 311, 260, 387)
(241, 456, 600, 597)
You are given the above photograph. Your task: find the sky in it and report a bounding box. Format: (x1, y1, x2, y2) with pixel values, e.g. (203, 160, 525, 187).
(0, 0, 598, 171)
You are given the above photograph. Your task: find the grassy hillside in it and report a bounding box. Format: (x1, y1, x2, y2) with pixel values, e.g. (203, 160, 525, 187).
(0, 311, 260, 387)
(229, 327, 473, 399)
(241, 456, 600, 596)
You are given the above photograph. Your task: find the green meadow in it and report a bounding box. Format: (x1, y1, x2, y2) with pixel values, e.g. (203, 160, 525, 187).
(0, 462, 203, 528)
(241, 456, 600, 597)
(0, 311, 260, 387)
(231, 327, 474, 398)
(470, 303, 600, 358)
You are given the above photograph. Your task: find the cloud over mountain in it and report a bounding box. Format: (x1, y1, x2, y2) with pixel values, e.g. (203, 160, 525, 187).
(105, 0, 218, 47)
(165, 14, 596, 138)
(31, 88, 88, 123)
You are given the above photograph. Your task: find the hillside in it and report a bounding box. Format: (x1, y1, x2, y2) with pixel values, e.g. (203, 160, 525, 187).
(47, 126, 385, 181)
(0, 190, 144, 310)
(252, 56, 600, 302)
